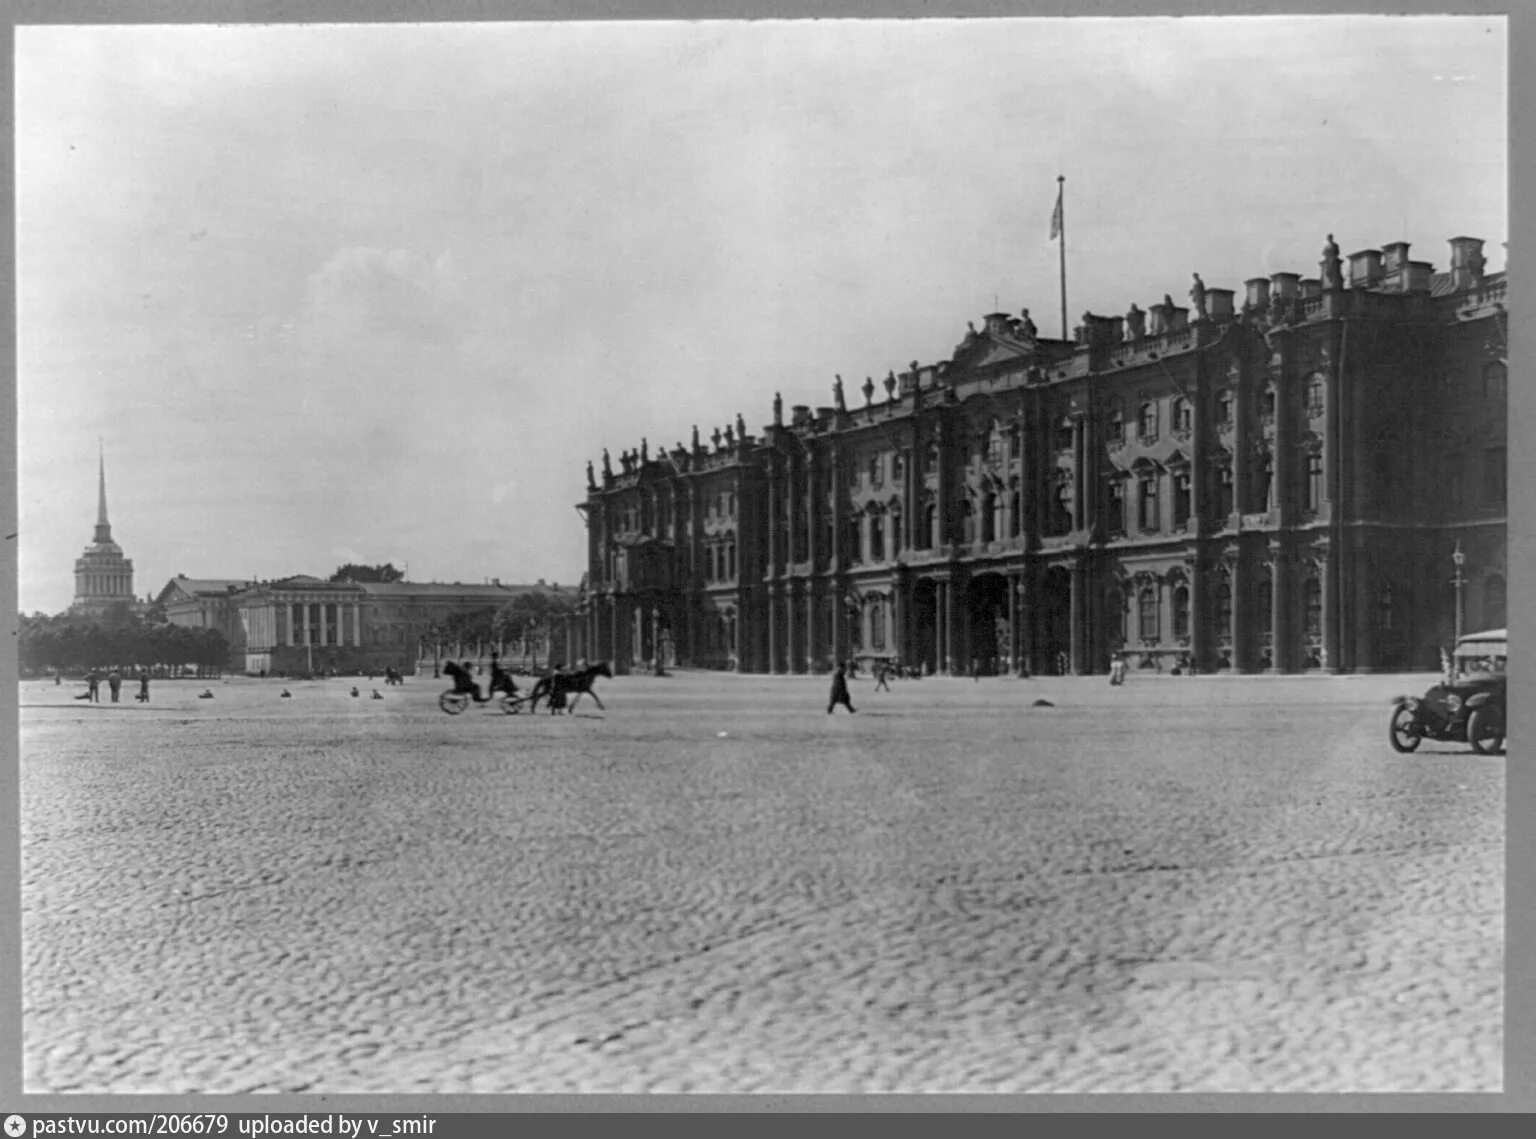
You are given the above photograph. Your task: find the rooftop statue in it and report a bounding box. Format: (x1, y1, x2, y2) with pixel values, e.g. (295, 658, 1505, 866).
(1018, 308, 1037, 340)
(1189, 273, 1207, 320)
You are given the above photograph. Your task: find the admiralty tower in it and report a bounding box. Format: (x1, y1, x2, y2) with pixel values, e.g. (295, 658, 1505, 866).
(69, 446, 137, 619)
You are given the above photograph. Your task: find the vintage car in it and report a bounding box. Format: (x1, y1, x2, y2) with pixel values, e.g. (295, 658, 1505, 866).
(1389, 629, 1507, 755)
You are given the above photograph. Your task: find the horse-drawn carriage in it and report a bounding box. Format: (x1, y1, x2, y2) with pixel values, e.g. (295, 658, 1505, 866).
(438, 661, 612, 716)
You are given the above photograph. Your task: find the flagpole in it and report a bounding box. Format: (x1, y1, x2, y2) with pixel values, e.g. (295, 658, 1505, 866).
(1056, 175, 1067, 341)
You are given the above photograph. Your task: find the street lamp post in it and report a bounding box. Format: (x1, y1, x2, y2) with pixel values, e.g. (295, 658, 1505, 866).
(1452, 540, 1467, 645)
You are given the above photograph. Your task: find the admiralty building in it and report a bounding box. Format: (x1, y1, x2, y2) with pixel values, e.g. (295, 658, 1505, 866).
(578, 233, 1508, 676)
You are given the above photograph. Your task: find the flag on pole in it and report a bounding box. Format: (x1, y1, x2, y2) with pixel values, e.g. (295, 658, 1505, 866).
(1049, 183, 1063, 240)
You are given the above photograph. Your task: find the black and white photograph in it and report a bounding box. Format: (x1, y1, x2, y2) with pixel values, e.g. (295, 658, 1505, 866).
(10, 7, 1515, 1104)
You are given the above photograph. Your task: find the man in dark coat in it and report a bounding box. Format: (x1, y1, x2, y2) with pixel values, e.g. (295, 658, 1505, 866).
(827, 663, 856, 715)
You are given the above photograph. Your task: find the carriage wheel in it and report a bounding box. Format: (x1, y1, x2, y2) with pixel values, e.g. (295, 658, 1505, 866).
(499, 693, 524, 715)
(439, 690, 470, 715)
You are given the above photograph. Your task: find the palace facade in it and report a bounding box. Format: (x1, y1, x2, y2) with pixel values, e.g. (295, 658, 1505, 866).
(579, 233, 1508, 676)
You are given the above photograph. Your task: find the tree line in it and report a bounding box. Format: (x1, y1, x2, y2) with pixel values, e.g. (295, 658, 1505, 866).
(17, 609, 230, 678)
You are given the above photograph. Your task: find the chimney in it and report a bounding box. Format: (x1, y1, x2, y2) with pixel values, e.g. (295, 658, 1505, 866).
(1269, 272, 1300, 300)
(1448, 236, 1486, 289)
(1381, 241, 1410, 274)
(1405, 260, 1435, 294)
(1245, 278, 1270, 312)
(1205, 288, 1235, 321)
(1347, 249, 1383, 288)
(1298, 278, 1322, 300)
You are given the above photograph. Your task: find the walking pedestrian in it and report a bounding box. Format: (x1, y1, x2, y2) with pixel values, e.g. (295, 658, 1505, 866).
(107, 669, 123, 703)
(874, 661, 891, 692)
(827, 662, 856, 714)
(86, 668, 102, 703)
(137, 668, 151, 703)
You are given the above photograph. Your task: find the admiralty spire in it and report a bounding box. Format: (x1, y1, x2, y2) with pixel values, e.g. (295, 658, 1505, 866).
(70, 444, 137, 618)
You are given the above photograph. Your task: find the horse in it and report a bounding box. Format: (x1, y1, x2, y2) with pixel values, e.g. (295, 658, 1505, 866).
(528, 661, 612, 714)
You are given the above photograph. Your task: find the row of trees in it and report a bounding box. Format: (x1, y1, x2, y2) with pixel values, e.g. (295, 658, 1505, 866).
(17, 611, 230, 677)
(422, 591, 579, 670)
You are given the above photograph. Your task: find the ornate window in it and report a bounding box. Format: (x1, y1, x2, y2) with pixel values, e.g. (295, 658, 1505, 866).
(870, 596, 886, 651)
(1217, 461, 1235, 517)
(1215, 581, 1233, 637)
(960, 497, 976, 544)
(848, 517, 863, 564)
(1216, 389, 1234, 429)
(1260, 382, 1277, 423)
(925, 502, 938, 548)
(1173, 467, 1192, 527)
(1105, 477, 1125, 535)
(869, 455, 883, 489)
(1009, 490, 1022, 538)
(987, 429, 1003, 465)
(1172, 396, 1193, 435)
(1138, 470, 1160, 531)
(1484, 574, 1506, 629)
(1307, 451, 1325, 512)
(1057, 417, 1075, 452)
(1304, 578, 1322, 636)
(1306, 374, 1326, 417)
(892, 454, 904, 482)
(925, 441, 939, 473)
(1138, 402, 1158, 442)
(1107, 406, 1124, 444)
(1256, 450, 1274, 511)
(890, 510, 902, 555)
(1172, 585, 1190, 639)
(1054, 470, 1074, 532)
(869, 511, 885, 562)
(1138, 586, 1159, 641)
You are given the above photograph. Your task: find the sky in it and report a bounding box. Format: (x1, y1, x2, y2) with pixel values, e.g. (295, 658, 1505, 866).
(14, 14, 1508, 616)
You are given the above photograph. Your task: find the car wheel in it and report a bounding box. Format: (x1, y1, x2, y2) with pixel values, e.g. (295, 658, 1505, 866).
(1389, 706, 1422, 753)
(1467, 707, 1504, 755)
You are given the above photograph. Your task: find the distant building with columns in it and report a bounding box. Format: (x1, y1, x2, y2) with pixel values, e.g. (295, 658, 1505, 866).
(69, 448, 139, 619)
(155, 574, 576, 675)
(579, 232, 1507, 676)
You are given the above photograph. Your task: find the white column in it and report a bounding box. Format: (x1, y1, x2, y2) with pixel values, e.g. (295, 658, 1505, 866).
(353, 603, 362, 647)
(304, 603, 313, 645)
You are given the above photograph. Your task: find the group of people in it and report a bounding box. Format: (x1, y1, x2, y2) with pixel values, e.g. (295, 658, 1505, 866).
(73, 667, 152, 704)
(444, 653, 569, 710)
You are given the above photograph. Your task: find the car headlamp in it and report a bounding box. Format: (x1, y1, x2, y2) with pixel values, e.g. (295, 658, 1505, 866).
(1445, 693, 1463, 713)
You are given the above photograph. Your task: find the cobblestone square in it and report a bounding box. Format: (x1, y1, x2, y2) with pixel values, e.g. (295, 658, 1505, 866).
(19, 670, 1504, 1094)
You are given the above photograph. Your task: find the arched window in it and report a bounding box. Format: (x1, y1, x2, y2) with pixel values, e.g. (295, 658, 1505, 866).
(925, 441, 940, 473)
(1304, 578, 1322, 636)
(1306, 374, 1326, 417)
(1307, 450, 1324, 512)
(1108, 406, 1124, 443)
(1216, 389, 1234, 428)
(960, 497, 975, 544)
(925, 502, 938, 548)
(1172, 466, 1192, 526)
(981, 492, 997, 543)
(869, 511, 885, 562)
(1172, 585, 1190, 639)
(869, 455, 883, 488)
(1484, 574, 1506, 629)
(1054, 470, 1074, 531)
(1216, 581, 1233, 637)
(1261, 382, 1277, 421)
(1009, 490, 1022, 537)
(892, 454, 904, 482)
(1257, 450, 1274, 511)
(1138, 402, 1158, 441)
(1138, 470, 1160, 531)
(848, 517, 863, 564)
(1105, 476, 1125, 534)
(891, 509, 903, 554)
(1058, 417, 1075, 452)
(1138, 586, 1159, 641)
(1217, 461, 1234, 517)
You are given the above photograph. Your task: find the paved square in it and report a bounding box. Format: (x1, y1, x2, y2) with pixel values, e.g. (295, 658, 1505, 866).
(20, 670, 1503, 1093)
